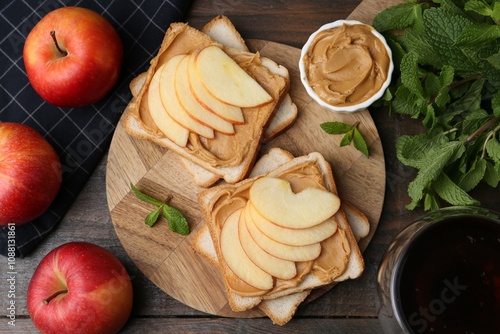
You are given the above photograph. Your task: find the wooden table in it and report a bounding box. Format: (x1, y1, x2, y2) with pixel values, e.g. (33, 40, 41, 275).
(1, 1, 498, 333)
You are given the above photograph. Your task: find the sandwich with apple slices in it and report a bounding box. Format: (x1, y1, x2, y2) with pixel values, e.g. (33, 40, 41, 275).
(193, 148, 369, 325)
(123, 16, 296, 186)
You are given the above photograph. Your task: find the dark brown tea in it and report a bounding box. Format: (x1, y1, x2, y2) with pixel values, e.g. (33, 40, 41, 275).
(396, 215, 500, 334)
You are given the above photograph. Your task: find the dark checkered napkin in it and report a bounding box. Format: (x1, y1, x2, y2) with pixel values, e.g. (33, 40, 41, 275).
(0, 0, 192, 257)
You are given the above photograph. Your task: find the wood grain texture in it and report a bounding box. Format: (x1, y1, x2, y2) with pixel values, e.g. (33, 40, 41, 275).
(4, 0, 498, 333)
(106, 0, 391, 318)
(0, 318, 384, 333)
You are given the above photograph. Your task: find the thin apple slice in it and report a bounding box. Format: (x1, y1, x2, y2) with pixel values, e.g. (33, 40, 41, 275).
(239, 202, 297, 279)
(244, 207, 321, 262)
(187, 52, 244, 124)
(248, 203, 338, 246)
(175, 56, 235, 135)
(148, 63, 189, 147)
(249, 176, 340, 229)
(220, 209, 273, 291)
(195, 45, 273, 108)
(159, 55, 214, 139)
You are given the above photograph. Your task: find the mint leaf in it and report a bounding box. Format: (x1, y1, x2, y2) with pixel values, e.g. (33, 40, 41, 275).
(461, 109, 490, 136)
(392, 86, 427, 117)
(484, 160, 500, 186)
(492, 90, 500, 118)
(352, 128, 369, 157)
(400, 51, 425, 97)
(373, 3, 421, 32)
(131, 183, 164, 207)
(422, 104, 437, 129)
(455, 23, 500, 47)
(439, 0, 470, 18)
(447, 79, 484, 120)
(407, 141, 465, 208)
(434, 172, 481, 206)
(130, 183, 190, 235)
(320, 121, 352, 134)
(424, 193, 440, 211)
(493, 1, 500, 23)
(483, 59, 500, 89)
(340, 129, 353, 147)
(434, 65, 454, 108)
(321, 121, 370, 157)
(423, 7, 477, 75)
(464, 0, 493, 17)
(403, 28, 442, 68)
(397, 133, 449, 168)
(163, 205, 190, 235)
(457, 157, 487, 191)
(145, 205, 163, 227)
(487, 51, 500, 70)
(486, 136, 500, 161)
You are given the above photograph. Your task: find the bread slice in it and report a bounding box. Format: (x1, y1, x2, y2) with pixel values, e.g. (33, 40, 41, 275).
(202, 17, 298, 143)
(123, 20, 292, 184)
(201, 15, 248, 51)
(179, 16, 298, 187)
(342, 201, 370, 242)
(194, 149, 366, 324)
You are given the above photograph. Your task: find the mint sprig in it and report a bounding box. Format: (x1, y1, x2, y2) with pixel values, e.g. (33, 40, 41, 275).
(373, 0, 500, 210)
(320, 121, 369, 157)
(130, 183, 190, 235)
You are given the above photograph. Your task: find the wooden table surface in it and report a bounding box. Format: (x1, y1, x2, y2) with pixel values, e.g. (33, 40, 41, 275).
(1, 1, 498, 333)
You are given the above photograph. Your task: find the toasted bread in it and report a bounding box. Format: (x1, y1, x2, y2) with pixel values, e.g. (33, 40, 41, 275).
(178, 16, 298, 187)
(194, 149, 366, 325)
(202, 17, 298, 143)
(123, 18, 295, 185)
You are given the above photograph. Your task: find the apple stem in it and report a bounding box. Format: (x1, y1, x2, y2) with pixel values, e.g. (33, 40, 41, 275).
(50, 31, 68, 56)
(42, 289, 68, 305)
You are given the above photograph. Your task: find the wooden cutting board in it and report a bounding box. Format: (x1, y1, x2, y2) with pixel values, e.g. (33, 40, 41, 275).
(106, 0, 398, 318)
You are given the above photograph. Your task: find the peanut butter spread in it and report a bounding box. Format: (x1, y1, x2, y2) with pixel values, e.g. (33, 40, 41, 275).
(303, 23, 390, 107)
(134, 24, 288, 168)
(187, 51, 287, 167)
(208, 161, 350, 297)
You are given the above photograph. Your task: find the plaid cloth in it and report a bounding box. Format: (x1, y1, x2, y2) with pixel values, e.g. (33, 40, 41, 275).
(0, 0, 192, 257)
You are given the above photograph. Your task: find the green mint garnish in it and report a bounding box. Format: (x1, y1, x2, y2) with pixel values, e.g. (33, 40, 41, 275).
(372, 0, 500, 210)
(130, 183, 190, 235)
(320, 121, 370, 157)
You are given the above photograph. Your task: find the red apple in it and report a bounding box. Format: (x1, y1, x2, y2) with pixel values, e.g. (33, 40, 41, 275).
(27, 242, 134, 334)
(0, 122, 62, 226)
(23, 6, 123, 107)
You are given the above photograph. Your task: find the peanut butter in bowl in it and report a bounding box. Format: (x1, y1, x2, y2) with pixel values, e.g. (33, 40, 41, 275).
(299, 20, 393, 113)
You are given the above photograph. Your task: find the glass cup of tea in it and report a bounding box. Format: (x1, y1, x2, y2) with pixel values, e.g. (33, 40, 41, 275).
(376, 206, 500, 334)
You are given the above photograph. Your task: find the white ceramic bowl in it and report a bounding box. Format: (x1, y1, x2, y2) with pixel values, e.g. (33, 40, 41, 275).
(299, 20, 394, 113)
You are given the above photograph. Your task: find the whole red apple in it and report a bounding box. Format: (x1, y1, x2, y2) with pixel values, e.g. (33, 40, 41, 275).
(0, 122, 62, 226)
(27, 242, 134, 334)
(23, 6, 123, 107)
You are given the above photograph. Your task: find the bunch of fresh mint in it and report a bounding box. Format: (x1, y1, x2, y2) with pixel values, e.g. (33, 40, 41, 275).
(372, 0, 500, 210)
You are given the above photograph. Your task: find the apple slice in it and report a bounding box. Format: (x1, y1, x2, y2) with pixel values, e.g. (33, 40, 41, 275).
(159, 55, 214, 139)
(248, 203, 338, 246)
(220, 209, 273, 291)
(239, 202, 297, 279)
(175, 56, 235, 135)
(187, 52, 244, 124)
(249, 177, 340, 229)
(195, 45, 273, 108)
(244, 207, 321, 262)
(148, 63, 189, 147)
